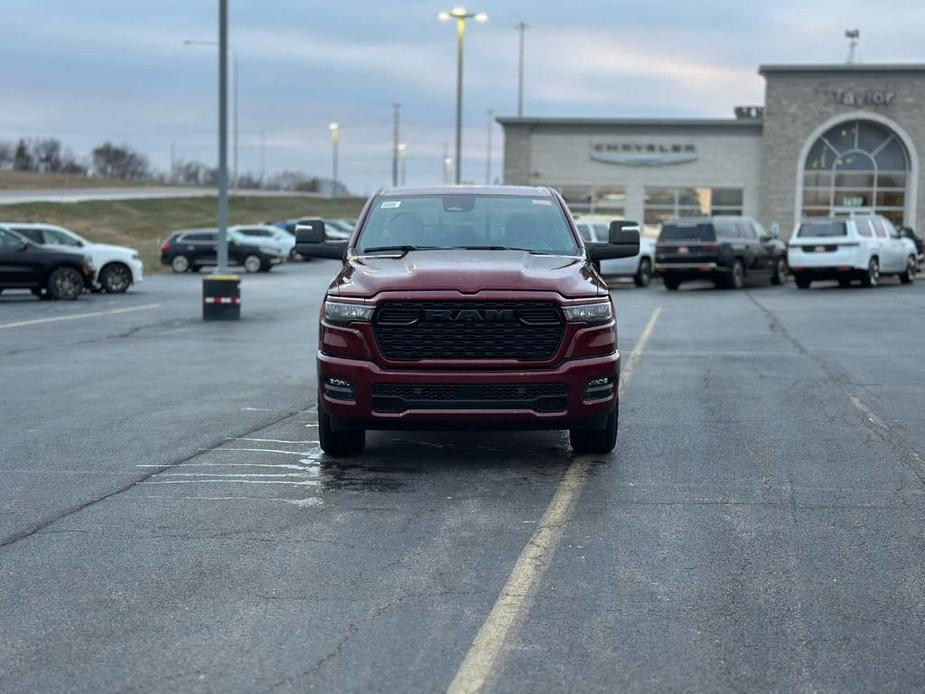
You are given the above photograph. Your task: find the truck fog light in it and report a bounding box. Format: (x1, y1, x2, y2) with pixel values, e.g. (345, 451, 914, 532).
(324, 376, 356, 401)
(584, 375, 614, 400)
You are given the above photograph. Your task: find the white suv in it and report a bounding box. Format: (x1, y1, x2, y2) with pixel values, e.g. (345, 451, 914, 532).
(788, 212, 918, 288)
(2, 222, 143, 293)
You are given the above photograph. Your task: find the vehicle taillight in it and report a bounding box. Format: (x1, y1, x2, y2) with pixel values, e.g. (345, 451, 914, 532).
(161, 241, 171, 252)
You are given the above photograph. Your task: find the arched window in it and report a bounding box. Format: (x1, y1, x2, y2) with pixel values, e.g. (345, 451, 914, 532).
(802, 119, 909, 226)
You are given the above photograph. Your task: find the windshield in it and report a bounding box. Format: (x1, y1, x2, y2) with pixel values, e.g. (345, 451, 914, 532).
(659, 223, 715, 242)
(797, 221, 847, 238)
(356, 194, 579, 255)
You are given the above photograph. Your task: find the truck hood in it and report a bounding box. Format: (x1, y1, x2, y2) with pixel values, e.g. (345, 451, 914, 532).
(328, 250, 606, 299)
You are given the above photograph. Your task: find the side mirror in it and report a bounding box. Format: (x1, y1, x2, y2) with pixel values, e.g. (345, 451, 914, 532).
(587, 222, 640, 261)
(294, 219, 347, 260)
(294, 220, 326, 245)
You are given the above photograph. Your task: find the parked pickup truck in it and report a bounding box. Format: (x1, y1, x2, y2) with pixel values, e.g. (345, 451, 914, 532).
(294, 186, 640, 456)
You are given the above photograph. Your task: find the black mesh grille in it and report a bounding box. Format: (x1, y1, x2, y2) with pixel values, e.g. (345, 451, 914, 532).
(373, 301, 564, 361)
(371, 383, 567, 413)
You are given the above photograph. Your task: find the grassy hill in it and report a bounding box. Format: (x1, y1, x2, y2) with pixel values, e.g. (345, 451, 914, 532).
(0, 195, 366, 272)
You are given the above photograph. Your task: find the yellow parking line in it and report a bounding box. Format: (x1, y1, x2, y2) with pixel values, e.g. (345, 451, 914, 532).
(0, 303, 161, 330)
(446, 306, 661, 694)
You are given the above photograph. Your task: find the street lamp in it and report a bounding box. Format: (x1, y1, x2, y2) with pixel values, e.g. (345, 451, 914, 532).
(183, 38, 238, 191)
(438, 7, 488, 184)
(328, 122, 340, 199)
(398, 143, 407, 186)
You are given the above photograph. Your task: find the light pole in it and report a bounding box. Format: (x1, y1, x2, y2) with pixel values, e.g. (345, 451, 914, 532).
(515, 22, 528, 117)
(845, 29, 860, 64)
(328, 122, 340, 199)
(485, 109, 493, 184)
(438, 7, 487, 184)
(398, 143, 407, 186)
(183, 38, 239, 191)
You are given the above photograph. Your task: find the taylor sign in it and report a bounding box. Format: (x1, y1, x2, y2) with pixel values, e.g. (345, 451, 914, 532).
(825, 88, 895, 107)
(591, 142, 697, 167)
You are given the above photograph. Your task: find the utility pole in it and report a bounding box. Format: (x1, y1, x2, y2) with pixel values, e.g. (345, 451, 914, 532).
(398, 143, 407, 186)
(485, 109, 493, 184)
(845, 29, 860, 64)
(515, 22, 528, 117)
(259, 130, 266, 185)
(392, 103, 400, 187)
(328, 123, 340, 199)
(442, 142, 450, 184)
(216, 0, 229, 274)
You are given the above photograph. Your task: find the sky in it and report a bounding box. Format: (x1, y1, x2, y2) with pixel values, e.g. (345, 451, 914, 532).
(1, 0, 924, 194)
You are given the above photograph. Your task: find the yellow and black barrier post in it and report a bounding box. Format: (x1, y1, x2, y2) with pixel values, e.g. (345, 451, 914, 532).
(202, 275, 240, 321)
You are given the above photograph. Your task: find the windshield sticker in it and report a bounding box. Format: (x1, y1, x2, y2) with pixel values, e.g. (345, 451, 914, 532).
(531, 199, 552, 206)
(380, 201, 401, 208)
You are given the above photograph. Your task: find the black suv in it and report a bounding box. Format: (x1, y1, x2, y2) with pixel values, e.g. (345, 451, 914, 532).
(655, 216, 787, 290)
(0, 227, 93, 300)
(160, 228, 285, 273)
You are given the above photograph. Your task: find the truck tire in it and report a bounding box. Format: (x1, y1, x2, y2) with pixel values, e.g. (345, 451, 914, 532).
(771, 257, 787, 285)
(899, 256, 917, 284)
(318, 405, 365, 456)
(171, 255, 190, 273)
(100, 262, 132, 293)
(860, 257, 879, 287)
(634, 258, 652, 287)
(570, 402, 618, 455)
(663, 275, 681, 291)
(46, 267, 83, 300)
(243, 254, 262, 273)
(725, 259, 745, 290)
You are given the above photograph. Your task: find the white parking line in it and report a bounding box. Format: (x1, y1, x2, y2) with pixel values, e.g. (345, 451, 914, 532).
(0, 303, 161, 330)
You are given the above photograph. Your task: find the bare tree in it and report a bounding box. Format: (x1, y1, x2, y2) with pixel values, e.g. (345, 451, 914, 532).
(91, 142, 150, 180)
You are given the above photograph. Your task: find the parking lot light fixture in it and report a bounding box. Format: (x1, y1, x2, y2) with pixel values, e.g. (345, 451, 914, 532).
(439, 7, 488, 184)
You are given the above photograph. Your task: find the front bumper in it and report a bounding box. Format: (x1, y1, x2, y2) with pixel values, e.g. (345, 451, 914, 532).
(318, 351, 620, 430)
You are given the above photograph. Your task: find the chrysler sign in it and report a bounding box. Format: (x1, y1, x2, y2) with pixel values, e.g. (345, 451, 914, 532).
(591, 142, 697, 166)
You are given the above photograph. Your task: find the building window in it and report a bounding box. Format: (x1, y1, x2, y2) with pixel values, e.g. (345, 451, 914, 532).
(643, 187, 743, 231)
(555, 186, 625, 217)
(801, 119, 909, 226)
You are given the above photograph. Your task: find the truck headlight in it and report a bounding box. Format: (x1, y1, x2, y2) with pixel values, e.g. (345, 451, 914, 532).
(323, 301, 374, 325)
(563, 301, 612, 325)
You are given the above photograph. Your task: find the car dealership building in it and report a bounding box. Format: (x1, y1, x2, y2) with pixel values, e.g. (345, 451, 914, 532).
(498, 64, 925, 236)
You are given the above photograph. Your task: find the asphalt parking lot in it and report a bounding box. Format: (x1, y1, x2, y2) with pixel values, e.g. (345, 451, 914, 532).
(2, 263, 925, 692)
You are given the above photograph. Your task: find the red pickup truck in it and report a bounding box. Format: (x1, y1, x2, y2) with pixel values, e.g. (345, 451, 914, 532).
(296, 186, 639, 456)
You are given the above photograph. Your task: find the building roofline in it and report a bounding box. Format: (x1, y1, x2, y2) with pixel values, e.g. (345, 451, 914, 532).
(759, 63, 925, 75)
(495, 116, 762, 128)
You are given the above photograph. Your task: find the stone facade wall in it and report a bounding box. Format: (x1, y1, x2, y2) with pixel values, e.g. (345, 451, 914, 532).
(759, 70, 925, 235)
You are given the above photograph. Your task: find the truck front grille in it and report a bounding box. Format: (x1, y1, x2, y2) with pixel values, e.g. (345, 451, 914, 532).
(371, 383, 568, 413)
(372, 301, 564, 361)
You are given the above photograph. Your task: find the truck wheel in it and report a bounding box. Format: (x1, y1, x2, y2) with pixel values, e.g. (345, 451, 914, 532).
(318, 406, 365, 456)
(727, 259, 745, 289)
(860, 257, 879, 287)
(171, 255, 190, 273)
(634, 258, 652, 287)
(663, 275, 681, 291)
(770, 257, 787, 285)
(899, 256, 917, 284)
(100, 262, 132, 293)
(570, 402, 618, 455)
(46, 267, 83, 300)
